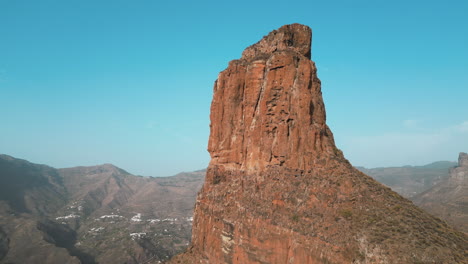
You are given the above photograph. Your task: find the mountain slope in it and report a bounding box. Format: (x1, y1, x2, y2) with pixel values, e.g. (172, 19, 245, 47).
(357, 161, 456, 198)
(0, 154, 67, 215)
(0, 154, 203, 264)
(412, 153, 468, 234)
(0, 155, 80, 264)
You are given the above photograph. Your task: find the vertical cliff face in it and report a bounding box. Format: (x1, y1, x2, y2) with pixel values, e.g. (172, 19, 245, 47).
(452, 152, 468, 183)
(170, 24, 467, 264)
(207, 24, 340, 175)
(457, 152, 468, 172)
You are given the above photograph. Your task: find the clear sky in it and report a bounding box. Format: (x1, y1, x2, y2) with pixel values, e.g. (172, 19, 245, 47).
(1, 0, 467, 176)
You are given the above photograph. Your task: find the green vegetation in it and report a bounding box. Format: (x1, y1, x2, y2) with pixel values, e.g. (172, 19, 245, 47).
(340, 209, 352, 219)
(291, 214, 300, 222)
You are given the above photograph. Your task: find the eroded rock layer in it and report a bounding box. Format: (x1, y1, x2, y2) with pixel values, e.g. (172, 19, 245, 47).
(170, 24, 467, 264)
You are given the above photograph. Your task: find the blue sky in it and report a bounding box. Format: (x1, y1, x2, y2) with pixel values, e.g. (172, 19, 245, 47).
(1, 0, 467, 176)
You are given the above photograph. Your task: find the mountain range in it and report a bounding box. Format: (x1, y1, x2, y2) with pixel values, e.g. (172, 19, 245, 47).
(357, 161, 457, 198)
(0, 154, 203, 264)
(1, 152, 466, 263)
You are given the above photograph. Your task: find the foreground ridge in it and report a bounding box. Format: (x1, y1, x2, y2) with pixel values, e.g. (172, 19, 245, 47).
(170, 24, 467, 264)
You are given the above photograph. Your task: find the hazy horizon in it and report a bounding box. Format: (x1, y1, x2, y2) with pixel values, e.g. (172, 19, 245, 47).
(1, 0, 467, 176)
(0, 152, 461, 178)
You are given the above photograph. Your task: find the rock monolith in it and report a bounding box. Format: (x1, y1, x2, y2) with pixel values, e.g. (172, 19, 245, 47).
(170, 24, 467, 264)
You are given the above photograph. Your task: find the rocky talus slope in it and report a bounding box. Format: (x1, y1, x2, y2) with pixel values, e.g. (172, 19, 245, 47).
(169, 24, 467, 264)
(413, 152, 468, 234)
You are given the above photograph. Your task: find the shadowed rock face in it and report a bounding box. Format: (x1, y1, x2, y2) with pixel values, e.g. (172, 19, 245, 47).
(170, 24, 467, 264)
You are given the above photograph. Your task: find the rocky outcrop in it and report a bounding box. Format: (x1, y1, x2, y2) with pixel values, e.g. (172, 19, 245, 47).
(459, 152, 468, 167)
(170, 24, 467, 263)
(413, 152, 468, 233)
(453, 152, 468, 182)
(207, 24, 338, 175)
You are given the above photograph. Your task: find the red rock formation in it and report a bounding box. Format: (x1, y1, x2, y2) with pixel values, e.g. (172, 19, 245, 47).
(207, 24, 338, 175)
(169, 24, 467, 264)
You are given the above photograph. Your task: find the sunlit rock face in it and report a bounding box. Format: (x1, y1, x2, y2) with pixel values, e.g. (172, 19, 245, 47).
(170, 24, 468, 264)
(207, 24, 339, 175)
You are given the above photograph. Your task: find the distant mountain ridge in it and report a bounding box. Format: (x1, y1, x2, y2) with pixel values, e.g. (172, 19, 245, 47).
(1, 153, 465, 263)
(358, 156, 467, 234)
(0, 154, 67, 215)
(357, 161, 456, 198)
(0, 154, 203, 264)
(412, 153, 468, 234)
